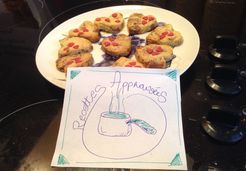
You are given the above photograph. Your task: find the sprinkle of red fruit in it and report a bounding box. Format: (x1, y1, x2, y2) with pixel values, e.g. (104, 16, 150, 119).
(148, 16, 155, 21)
(160, 35, 166, 39)
(152, 51, 160, 56)
(103, 41, 111, 46)
(82, 28, 89, 32)
(142, 20, 147, 25)
(129, 61, 136, 65)
(73, 29, 79, 33)
(66, 60, 74, 65)
(95, 18, 101, 21)
(105, 18, 110, 22)
(73, 45, 79, 49)
(74, 57, 82, 63)
(156, 46, 163, 52)
(112, 13, 118, 18)
(146, 48, 153, 54)
(143, 16, 148, 20)
(168, 32, 174, 36)
(112, 42, 119, 46)
(67, 42, 75, 47)
(152, 52, 160, 56)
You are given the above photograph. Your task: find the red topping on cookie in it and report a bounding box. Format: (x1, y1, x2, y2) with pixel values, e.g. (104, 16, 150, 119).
(143, 16, 148, 20)
(112, 13, 118, 18)
(152, 51, 160, 56)
(82, 28, 89, 32)
(66, 57, 83, 65)
(129, 61, 136, 65)
(156, 46, 163, 52)
(74, 57, 82, 63)
(104, 41, 111, 46)
(105, 18, 110, 22)
(160, 34, 165, 39)
(79, 32, 84, 36)
(160, 31, 174, 39)
(125, 61, 142, 68)
(66, 60, 74, 65)
(73, 29, 79, 33)
(96, 18, 101, 21)
(168, 32, 174, 36)
(142, 20, 147, 25)
(68, 42, 75, 47)
(146, 48, 153, 54)
(148, 16, 155, 21)
(146, 46, 164, 56)
(112, 42, 119, 46)
(73, 45, 79, 49)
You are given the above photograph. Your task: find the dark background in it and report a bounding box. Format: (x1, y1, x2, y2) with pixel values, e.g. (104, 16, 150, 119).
(0, 0, 246, 170)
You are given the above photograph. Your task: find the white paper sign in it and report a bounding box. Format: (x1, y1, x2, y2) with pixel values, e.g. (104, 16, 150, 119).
(51, 67, 187, 170)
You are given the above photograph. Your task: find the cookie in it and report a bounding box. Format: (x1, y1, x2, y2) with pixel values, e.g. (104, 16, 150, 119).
(68, 21, 100, 43)
(101, 34, 131, 57)
(112, 57, 144, 68)
(146, 24, 183, 47)
(58, 37, 93, 57)
(94, 13, 124, 33)
(127, 13, 157, 35)
(135, 44, 174, 68)
(56, 53, 93, 72)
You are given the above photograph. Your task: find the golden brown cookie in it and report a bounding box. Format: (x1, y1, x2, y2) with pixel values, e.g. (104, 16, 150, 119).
(101, 34, 131, 57)
(68, 21, 100, 43)
(56, 53, 93, 72)
(127, 13, 157, 35)
(135, 44, 173, 68)
(146, 24, 183, 47)
(58, 37, 93, 57)
(94, 13, 124, 33)
(112, 57, 144, 68)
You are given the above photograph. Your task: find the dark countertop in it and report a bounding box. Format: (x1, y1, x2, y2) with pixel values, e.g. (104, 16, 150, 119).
(0, 0, 246, 170)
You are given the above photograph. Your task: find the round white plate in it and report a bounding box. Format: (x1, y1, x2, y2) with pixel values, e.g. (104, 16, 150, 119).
(36, 5, 200, 89)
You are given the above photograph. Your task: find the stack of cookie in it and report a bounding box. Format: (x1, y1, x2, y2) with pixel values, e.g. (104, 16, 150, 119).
(56, 12, 183, 72)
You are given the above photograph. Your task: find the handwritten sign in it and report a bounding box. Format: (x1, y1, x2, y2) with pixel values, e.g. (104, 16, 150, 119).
(51, 67, 187, 170)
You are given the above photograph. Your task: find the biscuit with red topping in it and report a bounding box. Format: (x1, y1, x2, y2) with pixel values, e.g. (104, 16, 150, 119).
(135, 44, 173, 68)
(68, 21, 100, 43)
(94, 13, 124, 33)
(101, 34, 131, 57)
(58, 37, 93, 57)
(112, 57, 144, 68)
(127, 13, 157, 35)
(146, 24, 183, 47)
(56, 53, 93, 72)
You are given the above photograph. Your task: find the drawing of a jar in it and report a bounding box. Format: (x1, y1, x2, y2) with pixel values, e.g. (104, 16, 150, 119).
(98, 111, 156, 137)
(98, 112, 132, 137)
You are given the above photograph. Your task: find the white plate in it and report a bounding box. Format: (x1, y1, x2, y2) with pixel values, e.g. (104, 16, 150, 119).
(36, 5, 200, 89)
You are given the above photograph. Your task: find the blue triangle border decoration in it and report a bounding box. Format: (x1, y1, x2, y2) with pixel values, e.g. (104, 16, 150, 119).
(57, 154, 69, 165)
(70, 70, 81, 80)
(170, 153, 182, 166)
(166, 70, 177, 81)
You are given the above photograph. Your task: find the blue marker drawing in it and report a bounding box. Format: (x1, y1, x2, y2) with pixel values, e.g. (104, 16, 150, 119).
(75, 71, 167, 159)
(127, 119, 157, 135)
(98, 93, 157, 137)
